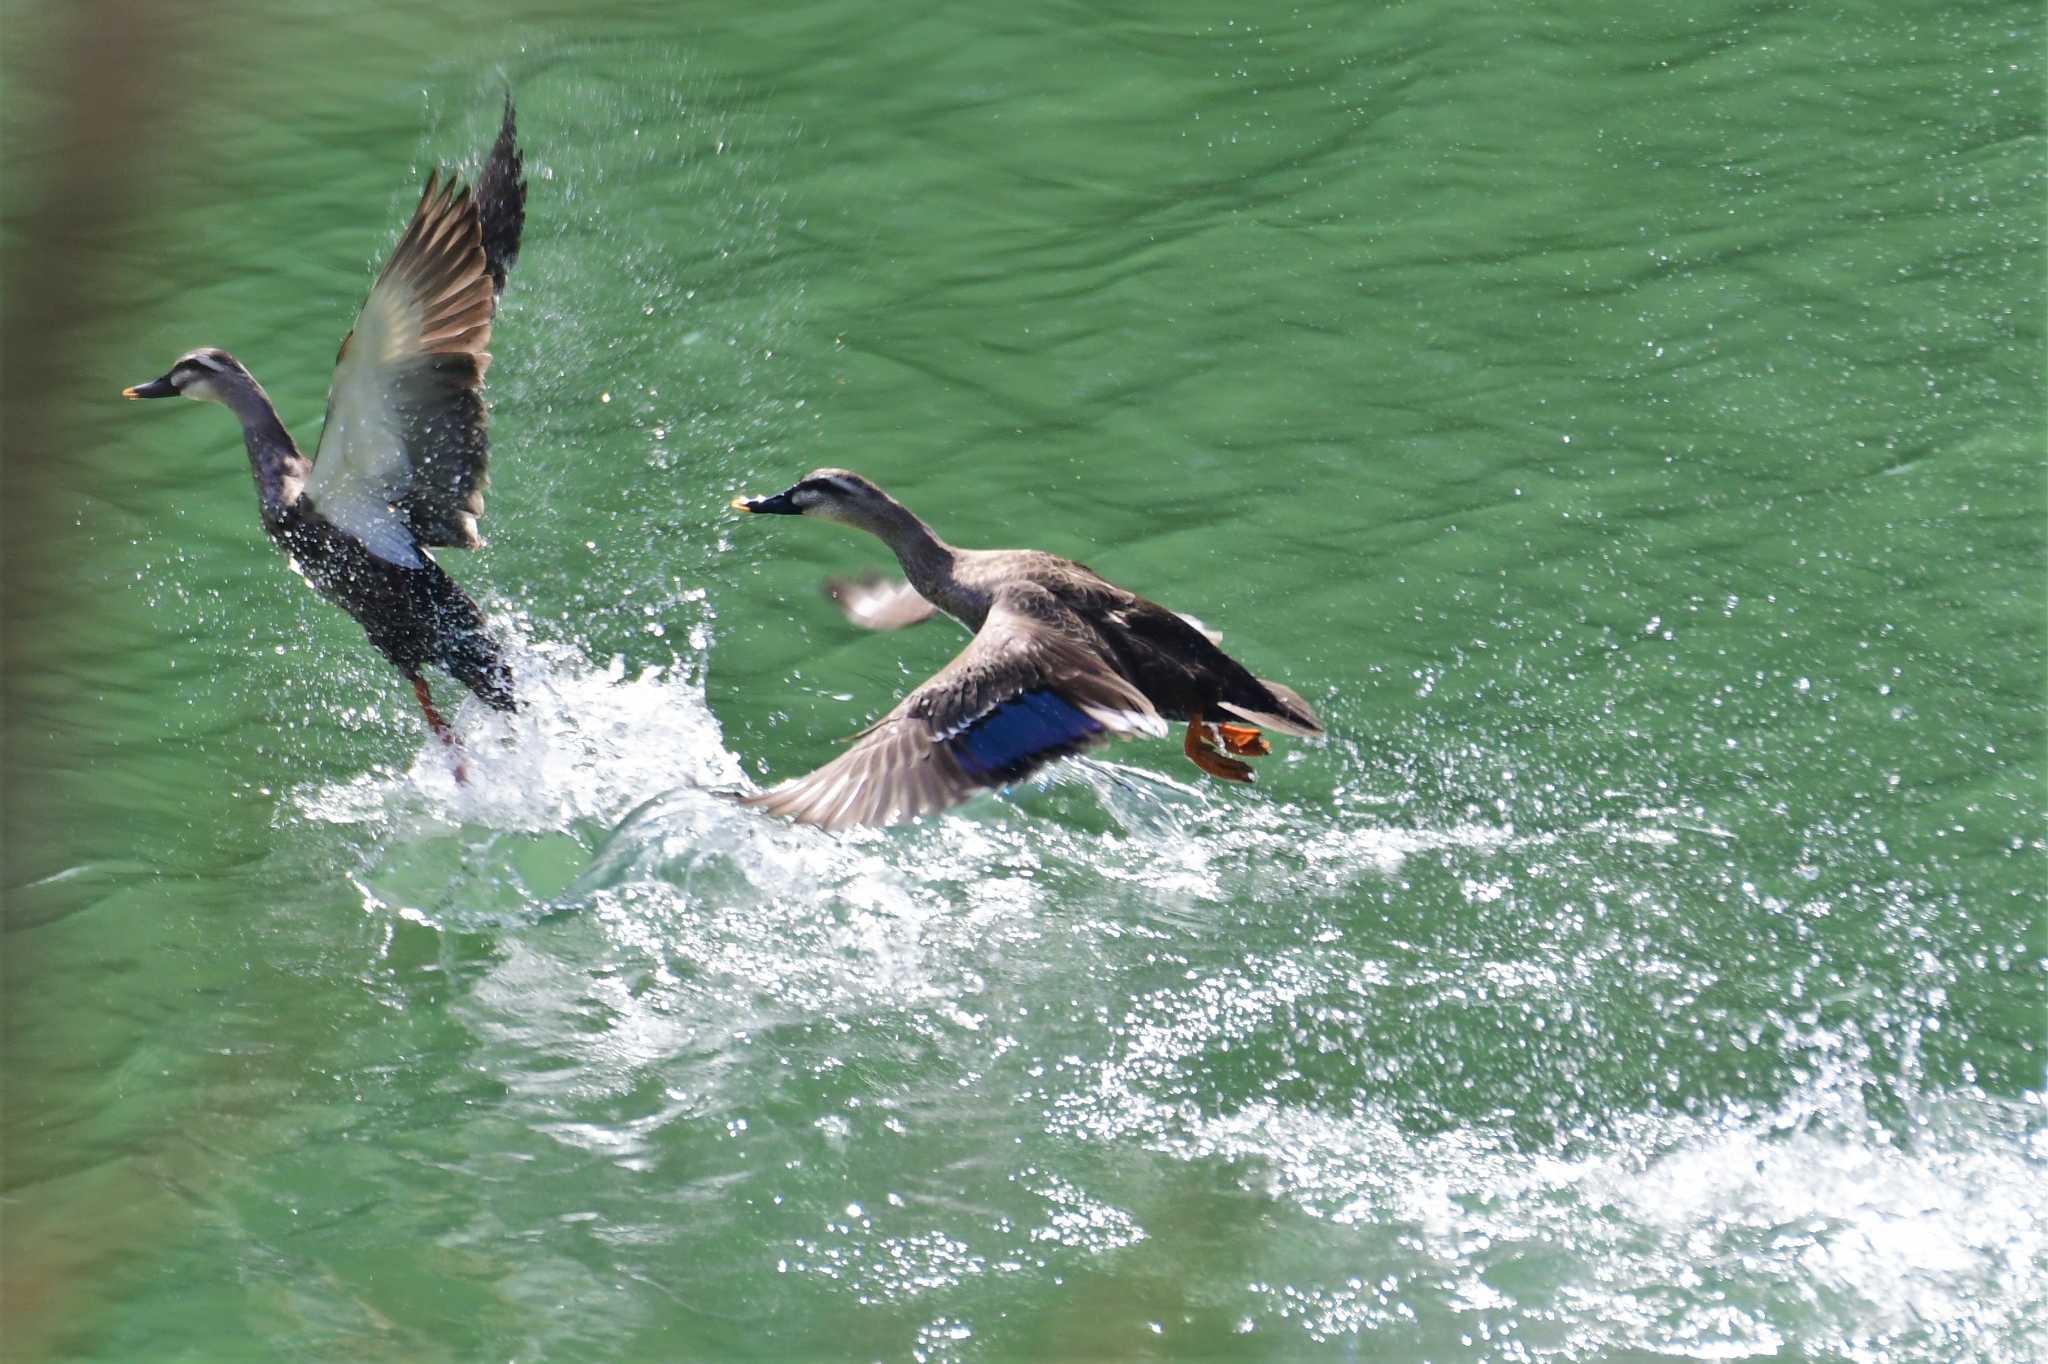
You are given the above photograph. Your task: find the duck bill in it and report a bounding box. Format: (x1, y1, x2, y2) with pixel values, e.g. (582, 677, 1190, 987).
(730, 489, 800, 515)
(123, 375, 179, 400)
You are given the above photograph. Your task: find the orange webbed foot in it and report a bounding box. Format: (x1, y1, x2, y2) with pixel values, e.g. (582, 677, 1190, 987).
(1216, 722, 1270, 757)
(1184, 711, 1255, 783)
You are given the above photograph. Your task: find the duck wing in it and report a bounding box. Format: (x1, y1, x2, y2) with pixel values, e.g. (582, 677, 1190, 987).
(744, 594, 1166, 830)
(302, 145, 514, 562)
(821, 570, 940, 632)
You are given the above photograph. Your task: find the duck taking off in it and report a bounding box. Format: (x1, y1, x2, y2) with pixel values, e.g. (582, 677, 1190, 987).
(730, 469, 1324, 830)
(123, 99, 527, 781)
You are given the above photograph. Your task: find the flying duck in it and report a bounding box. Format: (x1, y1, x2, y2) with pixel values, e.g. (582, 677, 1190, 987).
(123, 99, 527, 781)
(729, 469, 1324, 829)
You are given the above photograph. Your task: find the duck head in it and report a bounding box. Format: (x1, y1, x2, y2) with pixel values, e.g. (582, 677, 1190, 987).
(123, 347, 252, 405)
(730, 468, 895, 527)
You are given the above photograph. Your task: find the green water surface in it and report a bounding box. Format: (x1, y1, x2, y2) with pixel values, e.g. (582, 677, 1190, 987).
(3, 1, 2042, 1360)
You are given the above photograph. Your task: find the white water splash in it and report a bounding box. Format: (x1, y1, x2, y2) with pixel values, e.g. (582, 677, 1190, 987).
(1050, 976, 2048, 1360)
(294, 631, 745, 834)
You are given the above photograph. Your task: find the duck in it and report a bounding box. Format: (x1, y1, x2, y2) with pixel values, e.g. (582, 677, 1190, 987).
(729, 469, 1324, 829)
(123, 98, 527, 782)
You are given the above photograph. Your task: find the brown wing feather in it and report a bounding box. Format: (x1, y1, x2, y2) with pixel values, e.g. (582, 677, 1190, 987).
(305, 170, 504, 553)
(744, 597, 1167, 831)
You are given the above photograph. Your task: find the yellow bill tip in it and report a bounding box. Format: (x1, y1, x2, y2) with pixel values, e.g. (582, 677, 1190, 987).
(730, 496, 754, 512)
(121, 386, 141, 399)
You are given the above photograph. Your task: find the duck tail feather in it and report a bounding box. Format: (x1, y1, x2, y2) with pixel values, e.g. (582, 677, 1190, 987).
(1219, 679, 1323, 738)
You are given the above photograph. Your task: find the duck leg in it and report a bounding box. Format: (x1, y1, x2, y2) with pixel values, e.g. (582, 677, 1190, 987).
(1183, 707, 1255, 783)
(1215, 722, 1271, 756)
(409, 675, 468, 785)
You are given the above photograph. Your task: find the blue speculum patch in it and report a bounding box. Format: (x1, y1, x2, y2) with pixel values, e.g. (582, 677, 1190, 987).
(954, 690, 1104, 778)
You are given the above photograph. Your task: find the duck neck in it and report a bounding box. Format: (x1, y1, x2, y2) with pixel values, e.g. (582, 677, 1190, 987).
(857, 496, 966, 615)
(219, 373, 308, 527)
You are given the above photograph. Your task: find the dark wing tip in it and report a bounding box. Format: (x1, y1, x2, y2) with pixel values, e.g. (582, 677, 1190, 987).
(477, 92, 526, 297)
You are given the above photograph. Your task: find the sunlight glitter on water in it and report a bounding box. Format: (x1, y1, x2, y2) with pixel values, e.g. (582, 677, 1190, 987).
(1055, 1064, 2044, 1356)
(195, 615, 2042, 1364)
(280, 632, 2044, 1360)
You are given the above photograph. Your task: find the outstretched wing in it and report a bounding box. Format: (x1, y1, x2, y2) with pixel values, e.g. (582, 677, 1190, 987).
(744, 596, 1166, 830)
(303, 170, 501, 561)
(821, 570, 940, 632)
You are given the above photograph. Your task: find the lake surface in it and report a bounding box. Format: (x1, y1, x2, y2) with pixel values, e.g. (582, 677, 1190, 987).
(4, 1, 2042, 1359)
